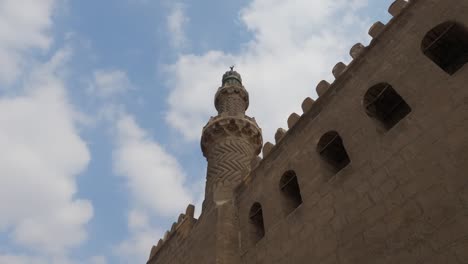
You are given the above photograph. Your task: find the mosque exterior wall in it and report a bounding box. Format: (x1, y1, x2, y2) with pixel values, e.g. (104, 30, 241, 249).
(147, 0, 468, 263)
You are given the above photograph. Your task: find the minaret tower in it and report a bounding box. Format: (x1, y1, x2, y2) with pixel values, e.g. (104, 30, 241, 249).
(200, 68, 262, 263)
(201, 68, 263, 210)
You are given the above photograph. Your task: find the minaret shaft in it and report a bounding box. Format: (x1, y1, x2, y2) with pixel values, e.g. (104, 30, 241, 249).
(199, 69, 262, 264)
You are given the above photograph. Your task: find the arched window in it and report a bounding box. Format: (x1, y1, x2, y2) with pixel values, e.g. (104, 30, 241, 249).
(317, 131, 350, 173)
(422, 21, 468, 75)
(249, 202, 265, 243)
(364, 83, 411, 130)
(279, 171, 303, 214)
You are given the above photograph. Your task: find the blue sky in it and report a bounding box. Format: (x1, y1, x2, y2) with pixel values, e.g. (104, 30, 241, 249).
(0, 0, 395, 263)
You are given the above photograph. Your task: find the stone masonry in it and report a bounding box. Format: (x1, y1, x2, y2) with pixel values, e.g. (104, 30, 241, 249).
(147, 0, 468, 263)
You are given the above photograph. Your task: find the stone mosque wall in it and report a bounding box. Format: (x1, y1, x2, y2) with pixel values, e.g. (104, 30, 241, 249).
(147, 0, 468, 263)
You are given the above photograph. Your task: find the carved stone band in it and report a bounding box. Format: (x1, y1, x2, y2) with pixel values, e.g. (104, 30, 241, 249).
(201, 115, 263, 157)
(214, 85, 250, 112)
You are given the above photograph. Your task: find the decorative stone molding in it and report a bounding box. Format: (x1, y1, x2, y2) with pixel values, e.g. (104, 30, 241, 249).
(214, 85, 249, 114)
(201, 115, 263, 157)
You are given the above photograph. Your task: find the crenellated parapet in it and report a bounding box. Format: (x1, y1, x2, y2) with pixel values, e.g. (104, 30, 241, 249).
(147, 204, 197, 263)
(260, 0, 412, 160)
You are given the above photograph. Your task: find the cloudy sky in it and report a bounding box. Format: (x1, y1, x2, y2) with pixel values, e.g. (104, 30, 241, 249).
(0, 0, 395, 263)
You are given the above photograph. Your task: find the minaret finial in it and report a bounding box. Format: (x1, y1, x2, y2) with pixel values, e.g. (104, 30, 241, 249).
(222, 66, 242, 86)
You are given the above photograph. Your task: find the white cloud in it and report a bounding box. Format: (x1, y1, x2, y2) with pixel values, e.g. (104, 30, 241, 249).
(166, 0, 373, 142)
(0, 0, 57, 83)
(0, 254, 108, 264)
(113, 113, 193, 217)
(0, 0, 98, 262)
(0, 48, 93, 256)
(112, 113, 199, 262)
(0, 255, 48, 264)
(88, 255, 108, 264)
(89, 70, 133, 98)
(114, 210, 163, 264)
(167, 3, 189, 49)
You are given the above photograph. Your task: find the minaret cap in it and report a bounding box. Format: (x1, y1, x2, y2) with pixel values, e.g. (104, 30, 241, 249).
(222, 66, 242, 86)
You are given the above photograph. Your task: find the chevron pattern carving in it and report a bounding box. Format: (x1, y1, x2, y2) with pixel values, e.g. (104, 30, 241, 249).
(217, 93, 247, 115)
(201, 116, 262, 157)
(204, 137, 254, 198)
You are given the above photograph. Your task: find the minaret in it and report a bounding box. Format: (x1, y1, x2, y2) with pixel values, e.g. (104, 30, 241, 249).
(200, 67, 262, 264)
(201, 68, 263, 210)
(199, 68, 262, 263)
